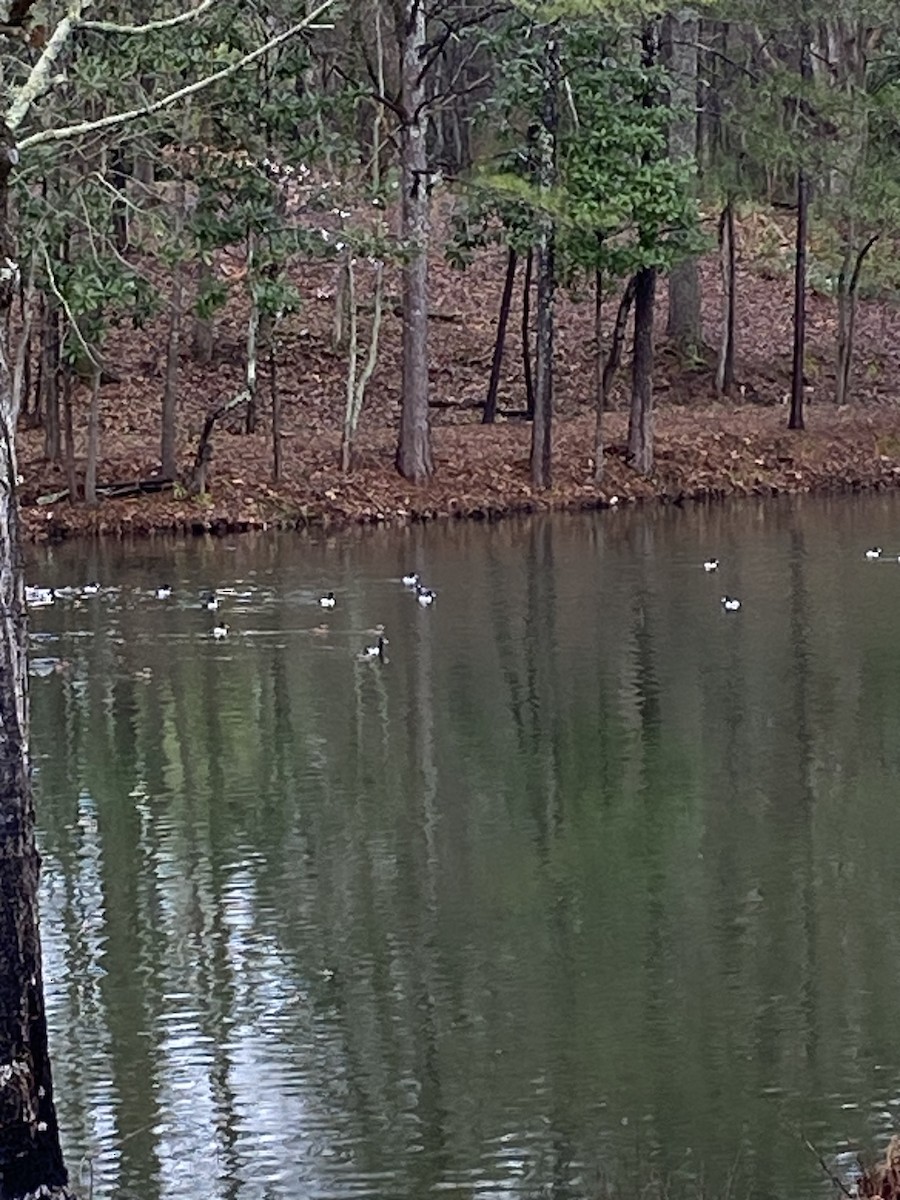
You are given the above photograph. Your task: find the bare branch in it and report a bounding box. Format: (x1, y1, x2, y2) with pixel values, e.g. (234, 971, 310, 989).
(80, 0, 219, 35)
(41, 244, 101, 370)
(14, 0, 336, 151)
(5, 0, 85, 132)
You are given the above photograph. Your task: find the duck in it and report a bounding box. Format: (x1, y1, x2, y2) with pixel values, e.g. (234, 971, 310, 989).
(25, 586, 55, 607)
(416, 586, 436, 606)
(155, 585, 173, 600)
(401, 572, 419, 588)
(319, 591, 336, 608)
(703, 558, 719, 572)
(201, 591, 219, 610)
(721, 596, 741, 611)
(211, 623, 230, 639)
(82, 582, 101, 596)
(865, 547, 882, 560)
(358, 634, 388, 661)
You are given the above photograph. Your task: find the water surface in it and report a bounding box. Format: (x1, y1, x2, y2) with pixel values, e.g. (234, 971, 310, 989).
(28, 496, 900, 1200)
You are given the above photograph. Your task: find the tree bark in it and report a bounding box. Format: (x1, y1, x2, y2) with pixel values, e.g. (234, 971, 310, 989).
(192, 260, 214, 365)
(522, 247, 535, 420)
(530, 33, 559, 490)
(715, 198, 736, 397)
(789, 28, 813, 431)
(160, 168, 186, 479)
(0, 122, 70, 1200)
(594, 273, 637, 483)
(627, 266, 657, 474)
(396, 0, 433, 483)
(835, 230, 878, 406)
(663, 9, 702, 347)
(483, 247, 517, 424)
(84, 363, 101, 505)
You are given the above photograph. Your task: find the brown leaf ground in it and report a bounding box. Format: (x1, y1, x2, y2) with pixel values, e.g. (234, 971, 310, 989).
(16, 215, 900, 542)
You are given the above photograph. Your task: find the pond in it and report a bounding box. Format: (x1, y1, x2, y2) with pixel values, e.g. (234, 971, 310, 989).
(27, 495, 900, 1200)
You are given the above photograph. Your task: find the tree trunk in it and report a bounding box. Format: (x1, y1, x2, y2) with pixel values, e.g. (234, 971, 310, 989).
(627, 267, 657, 474)
(84, 364, 101, 505)
(789, 29, 813, 431)
(716, 199, 736, 397)
(663, 10, 702, 348)
(341, 259, 385, 471)
(835, 231, 878, 406)
(0, 125, 70, 1200)
(396, 0, 433, 483)
(593, 267, 604, 482)
(270, 338, 281, 482)
(244, 234, 260, 436)
(161, 175, 186, 479)
(483, 247, 517, 424)
(40, 305, 60, 462)
(594, 273, 637, 484)
(522, 247, 535, 420)
(62, 368, 78, 503)
(530, 33, 559, 490)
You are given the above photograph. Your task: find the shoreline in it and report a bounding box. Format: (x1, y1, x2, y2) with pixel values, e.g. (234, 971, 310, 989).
(18, 406, 900, 543)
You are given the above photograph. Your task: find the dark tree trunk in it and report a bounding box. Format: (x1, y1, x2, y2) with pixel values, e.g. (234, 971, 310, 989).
(522, 248, 535, 420)
(835, 230, 878, 406)
(530, 33, 559, 490)
(789, 29, 813, 431)
(84, 364, 101, 506)
(0, 122, 70, 1200)
(396, 0, 433, 483)
(62, 368, 78, 503)
(110, 148, 128, 253)
(716, 199, 736, 397)
(161, 251, 183, 480)
(41, 305, 60, 462)
(270, 339, 281, 482)
(594, 273, 637, 483)
(483, 247, 517, 424)
(627, 267, 657, 474)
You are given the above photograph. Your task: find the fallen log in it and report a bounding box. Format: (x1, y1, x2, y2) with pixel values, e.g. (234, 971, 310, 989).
(35, 477, 174, 505)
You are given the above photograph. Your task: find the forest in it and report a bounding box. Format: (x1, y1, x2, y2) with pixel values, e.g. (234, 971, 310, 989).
(4, 0, 900, 541)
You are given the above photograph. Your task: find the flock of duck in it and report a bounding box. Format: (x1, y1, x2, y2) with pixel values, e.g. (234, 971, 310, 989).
(25, 570, 439, 663)
(701, 559, 741, 611)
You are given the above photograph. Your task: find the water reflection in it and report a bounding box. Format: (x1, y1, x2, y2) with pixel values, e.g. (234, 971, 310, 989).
(28, 496, 900, 1199)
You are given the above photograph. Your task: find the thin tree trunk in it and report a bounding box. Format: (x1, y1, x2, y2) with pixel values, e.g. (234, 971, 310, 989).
(341, 253, 358, 472)
(161, 178, 187, 480)
(396, 0, 433, 482)
(483, 247, 517, 424)
(716, 198, 736, 397)
(522, 247, 535, 419)
(835, 231, 878, 406)
(530, 33, 559, 490)
(603, 275, 637, 399)
(270, 337, 281, 481)
(341, 259, 385, 471)
(244, 233, 260, 435)
(593, 266, 604, 482)
(627, 267, 657, 474)
(789, 28, 813, 431)
(0, 126, 70, 1200)
(62, 367, 78, 502)
(663, 10, 702, 347)
(84, 365, 101, 505)
(41, 308, 60, 460)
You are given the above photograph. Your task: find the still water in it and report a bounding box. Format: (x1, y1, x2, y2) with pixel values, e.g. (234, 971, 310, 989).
(26, 496, 900, 1200)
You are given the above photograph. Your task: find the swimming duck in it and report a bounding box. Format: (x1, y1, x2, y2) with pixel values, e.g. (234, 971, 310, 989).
(82, 582, 101, 596)
(319, 591, 336, 608)
(211, 623, 230, 639)
(25, 586, 55, 607)
(416, 586, 436, 606)
(865, 547, 882, 560)
(202, 591, 219, 610)
(703, 559, 719, 572)
(721, 596, 741, 611)
(401, 572, 419, 588)
(155, 585, 173, 600)
(358, 634, 388, 661)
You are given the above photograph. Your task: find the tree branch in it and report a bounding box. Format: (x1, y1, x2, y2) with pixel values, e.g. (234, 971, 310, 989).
(14, 0, 336, 150)
(80, 0, 219, 35)
(5, 0, 85, 133)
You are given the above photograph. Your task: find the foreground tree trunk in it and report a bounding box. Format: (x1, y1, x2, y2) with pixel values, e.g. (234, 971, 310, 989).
(530, 33, 559, 490)
(0, 125, 70, 1200)
(835, 229, 878, 406)
(627, 266, 657, 474)
(483, 247, 517, 425)
(716, 199, 736, 397)
(789, 28, 813, 431)
(396, 0, 433, 483)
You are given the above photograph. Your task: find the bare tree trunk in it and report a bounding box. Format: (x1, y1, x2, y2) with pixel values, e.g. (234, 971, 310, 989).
(716, 198, 736, 397)
(530, 33, 559, 490)
(40, 304, 61, 461)
(663, 9, 701, 347)
(0, 126, 70, 1200)
(62, 367, 78, 502)
(627, 267, 657, 474)
(789, 28, 812, 431)
(522, 247, 535, 419)
(593, 267, 604, 482)
(593, 273, 637, 483)
(835, 230, 878, 405)
(84, 365, 101, 505)
(483, 247, 517, 424)
(396, 0, 432, 483)
(270, 338, 281, 481)
(161, 168, 187, 478)
(341, 258, 385, 471)
(244, 233, 260, 435)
